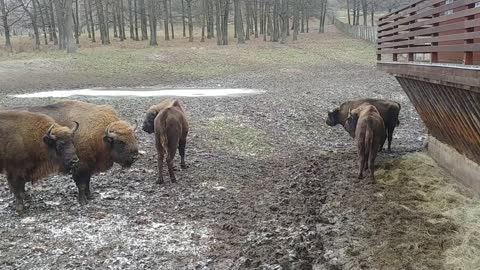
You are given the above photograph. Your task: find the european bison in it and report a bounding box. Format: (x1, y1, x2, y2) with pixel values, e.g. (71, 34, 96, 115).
(142, 99, 189, 184)
(326, 99, 401, 151)
(14, 100, 139, 205)
(345, 105, 386, 181)
(0, 111, 79, 211)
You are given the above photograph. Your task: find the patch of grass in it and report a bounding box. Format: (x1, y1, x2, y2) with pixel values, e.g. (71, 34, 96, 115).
(198, 115, 274, 157)
(376, 153, 480, 270)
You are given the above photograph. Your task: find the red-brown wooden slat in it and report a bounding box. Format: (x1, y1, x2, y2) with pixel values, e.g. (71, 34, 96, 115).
(378, 0, 446, 29)
(378, 0, 478, 32)
(377, 31, 480, 49)
(378, 18, 480, 43)
(378, 8, 480, 38)
(378, 44, 480, 54)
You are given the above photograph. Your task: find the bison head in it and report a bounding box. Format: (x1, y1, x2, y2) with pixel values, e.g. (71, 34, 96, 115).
(326, 108, 341, 126)
(142, 109, 157, 134)
(344, 109, 359, 138)
(103, 121, 139, 168)
(43, 122, 80, 173)
(143, 99, 181, 134)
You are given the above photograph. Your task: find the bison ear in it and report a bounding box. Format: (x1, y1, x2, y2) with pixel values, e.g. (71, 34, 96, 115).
(43, 135, 56, 146)
(103, 135, 114, 146)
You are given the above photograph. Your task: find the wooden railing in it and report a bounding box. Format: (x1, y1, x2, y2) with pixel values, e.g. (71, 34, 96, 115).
(333, 17, 377, 43)
(376, 0, 480, 65)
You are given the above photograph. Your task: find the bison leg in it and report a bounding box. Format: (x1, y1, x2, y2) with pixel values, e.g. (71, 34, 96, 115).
(179, 139, 187, 169)
(387, 125, 395, 152)
(167, 150, 176, 183)
(73, 169, 91, 205)
(157, 148, 165, 184)
(368, 150, 378, 182)
(7, 174, 26, 212)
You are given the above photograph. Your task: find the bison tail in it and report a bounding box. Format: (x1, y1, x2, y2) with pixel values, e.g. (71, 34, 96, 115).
(396, 119, 400, 127)
(365, 121, 375, 158)
(158, 108, 171, 160)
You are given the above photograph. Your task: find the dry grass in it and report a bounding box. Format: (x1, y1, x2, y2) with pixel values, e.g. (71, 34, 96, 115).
(375, 153, 480, 270)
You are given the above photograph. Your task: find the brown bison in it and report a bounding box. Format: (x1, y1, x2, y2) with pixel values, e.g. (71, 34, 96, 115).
(142, 99, 189, 184)
(14, 100, 139, 205)
(345, 105, 386, 181)
(326, 99, 401, 152)
(0, 111, 79, 211)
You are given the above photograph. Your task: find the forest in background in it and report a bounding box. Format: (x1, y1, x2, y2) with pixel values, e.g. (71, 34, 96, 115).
(0, 0, 414, 53)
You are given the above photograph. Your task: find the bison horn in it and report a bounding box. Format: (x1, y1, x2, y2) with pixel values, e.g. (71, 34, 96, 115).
(71, 121, 80, 133)
(47, 124, 56, 139)
(105, 126, 116, 138)
(133, 120, 138, 131)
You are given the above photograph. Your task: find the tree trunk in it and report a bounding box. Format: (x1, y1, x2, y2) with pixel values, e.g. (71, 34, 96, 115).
(88, 0, 96, 42)
(128, 0, 134, 39)
(347, 0, 351, 25)
(370, 2, 374, 27)
(215, 0, 222, 45)
(207, 0, 214, 38)
(352, 0, 356, 25)
(0, 0, 12, 51)
(113, 0, 118, 38)
(139, 0, 148, 39)
(305, 6, 308, 32)
(83, 0, 91, 39)
(280, 0, 287, 44)
(362, 0, 367, 25)
(222, 0, 229, 45)
(95, 0, 110, 44)
(48, 0, 58, 44)
(186, 0, 193, 42)
(19, 0, 41, 49)
(293, 1, 298, 41)
(134, 0, 139, 40)
(64, 0, 77, 53)
(120, 0, 126, 40)
(169, 0, 174, 39)
(272, 0, 279, 42)
(36, 0, 48, 45)
(181, 0, 186, 37)
(253, 0, 258, 38)
(43, 0, 54, 42)
(244, 0, 250, 41)
(74, 0, 79, 44)
(355, 0, 360, 25)
(234, 0, 244, 44)
(163, 0, 169, 40)
(148, 0, 157, 45)
(201, 0, 206, 42)
(300, 0, 304, 32)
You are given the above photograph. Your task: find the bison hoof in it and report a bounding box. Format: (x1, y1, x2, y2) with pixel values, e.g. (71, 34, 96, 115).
(357, 174, 364, 180)
(181, 163, 187, 169)
(157, 179, 164, 185)
(78, 196, 88, 206)
(15, 202, 24, 212)
(170, 178, 177, 183)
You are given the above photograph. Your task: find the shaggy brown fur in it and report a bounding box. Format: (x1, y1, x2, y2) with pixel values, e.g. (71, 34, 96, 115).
(14, 100, 139, 205)
(345, 105, 386, 181)
(0, 110, 79, 211)
(142, 99, 181, 134)
(142, 99, 188, 184)
(326, 99, 401, 152)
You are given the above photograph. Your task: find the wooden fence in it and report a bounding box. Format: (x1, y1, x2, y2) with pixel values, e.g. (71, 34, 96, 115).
(333, 17, 378, 43)
(376, 0, 480, 191)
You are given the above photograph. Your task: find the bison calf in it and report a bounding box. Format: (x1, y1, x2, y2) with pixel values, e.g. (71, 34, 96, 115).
(326, 99, 400, 152)
(345, 105, 386, 181)
(142, 99, 189, 184)
(0, 111, 79, 211)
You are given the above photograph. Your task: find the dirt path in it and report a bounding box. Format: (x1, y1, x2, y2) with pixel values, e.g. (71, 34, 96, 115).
(0, 26, 477, 270)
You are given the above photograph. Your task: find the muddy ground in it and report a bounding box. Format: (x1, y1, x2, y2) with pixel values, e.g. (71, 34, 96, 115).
(0, 26, 477, 270)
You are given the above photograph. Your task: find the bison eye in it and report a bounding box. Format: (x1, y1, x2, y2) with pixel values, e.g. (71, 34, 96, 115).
(56, 142, 65, 153)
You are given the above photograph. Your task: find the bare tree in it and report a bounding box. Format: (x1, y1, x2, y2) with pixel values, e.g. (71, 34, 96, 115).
(186, 0, 193, 42)
(18, 0, 41, 49)
(87, 0, 95, 42)
(36, 0, 48, 45)
(0, 0, 13, 51)
(162, 0, 169, 40)
(148, 0, 157, 45)
(233, 0, 244, 44)
(139, 0, 147, 40)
